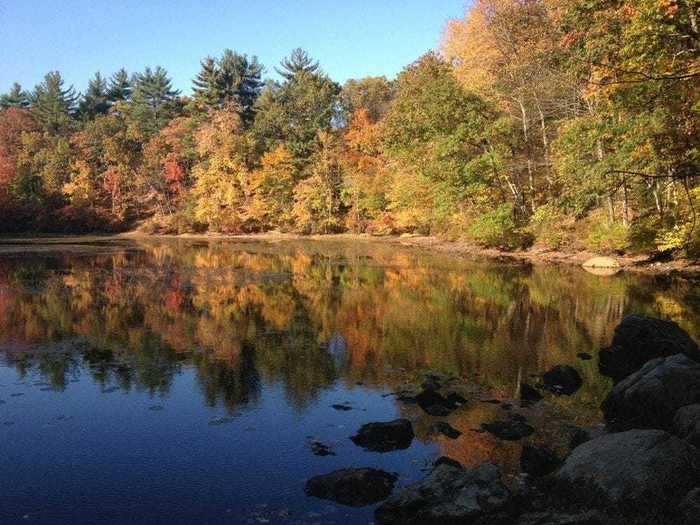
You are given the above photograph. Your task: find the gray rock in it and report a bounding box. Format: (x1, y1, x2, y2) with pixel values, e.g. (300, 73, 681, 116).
(672, 404, 700, 447)
(305, 468, 397, 507)
(350, 418, 414, 452)
(520, 383, 543, 405)
(541, 365, 582, 396)
(679, 487, 700, 525)
(516, 511, 608, 525)
(602, 353, 700, 430)
(375, 462, 511, 524)
(553, 429, 699, 519)
(599, 315, 699, 383)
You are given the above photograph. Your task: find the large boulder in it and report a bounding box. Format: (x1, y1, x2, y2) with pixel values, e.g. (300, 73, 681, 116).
(552, 429, 699, 519)
(375, 462, 512, 524)
(541, 366, 582, 396)
(679, 488, 700, 525)
(305, 468, 397, 507)
(599, 315, 699, 383)
(350, 419, 414, 452)
(602, 353, 700, 430)
(672, 404, 700, 447)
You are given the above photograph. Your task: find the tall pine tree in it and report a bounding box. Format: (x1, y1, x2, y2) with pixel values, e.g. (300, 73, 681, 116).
(78, 72, 109, 119)
(32, 71, 78, 134)
(0, 83, 31, 109)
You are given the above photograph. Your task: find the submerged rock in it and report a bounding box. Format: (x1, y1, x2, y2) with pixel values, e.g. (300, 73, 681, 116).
(330, 403, 353, 411)
(553, 429, 699, 519)
(375, 462, 511, 524)
(305, 468, 397, 507)
(482, 414, 534, 441)
(672, 404, 700, 447)
(350, 419, 414, 452)
(431, 421, 462, 439)
(599, 315, 699, 383)
(541, 366, 582, 396)
(415, 389, 465, 416)
(520, 444, 562, 477)
(308, 438, 336, 456)
(602, 353, 700, 431)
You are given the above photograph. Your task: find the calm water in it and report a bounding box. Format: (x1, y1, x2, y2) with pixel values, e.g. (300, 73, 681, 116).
(0, 239, 698, 524)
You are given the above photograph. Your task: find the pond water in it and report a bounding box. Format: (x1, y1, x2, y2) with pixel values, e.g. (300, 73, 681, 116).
(0, 238, 698, 524)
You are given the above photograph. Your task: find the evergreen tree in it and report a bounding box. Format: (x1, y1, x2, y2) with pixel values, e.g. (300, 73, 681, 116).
(217, 50, 263, 124)
(129, 66, 181, 134)
(107, 68, 132, 103)
(78, 72, 109, 119)
(192, 56, 220, 108)
(0, 83, 31, 109)
(275, 48, 319, 80)
(31, 71, 78, 134)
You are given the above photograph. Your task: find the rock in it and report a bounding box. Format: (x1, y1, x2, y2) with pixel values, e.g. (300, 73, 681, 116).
(520, 444, 562, 477)
(520, 383, 543, 405)
(375, 462, 511, 524)
(305, 468, 397, 507)
(433, 456, 463, 469)
(582, 256, 620, 269)
(679, 488, 700, 525)
(602, 353, 700, 431)
(599, 315, 699, 383)
(672, 404, 700, 447)
(308, 439, 335, 456)
(351, 419, 414, 452)
(516, 511, 608, 525)
(431, 421, 462, 439)
(553, 430, 699, 519)
(482, 415, 534, 441)
(415, 389, 458, 416)
(331, 403, 352, 411)
(576, 352, 592, 361)
(567, 425, 606, 451)
(541, 366, 582, 396)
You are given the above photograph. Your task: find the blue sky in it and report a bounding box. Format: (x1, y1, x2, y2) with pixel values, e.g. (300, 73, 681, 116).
(0, 0, 469, 96)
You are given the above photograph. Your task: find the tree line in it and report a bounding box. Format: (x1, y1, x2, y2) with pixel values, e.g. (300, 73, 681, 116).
(0, 0, 698, 256)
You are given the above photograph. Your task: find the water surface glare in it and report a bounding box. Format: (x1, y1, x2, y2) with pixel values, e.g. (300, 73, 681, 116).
(0, 239, 698, 524)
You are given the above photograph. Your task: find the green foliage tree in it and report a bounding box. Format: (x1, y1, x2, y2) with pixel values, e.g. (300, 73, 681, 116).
(31, 71, 78, 134)
(78, 72, 110, 119)
(0, 83, 31, 109)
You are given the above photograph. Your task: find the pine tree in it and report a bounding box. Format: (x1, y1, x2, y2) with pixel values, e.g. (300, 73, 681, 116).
(275, 48, 319, 80)
(32, 71, 78, 134)
(0, 83, 31, 109)
(78, 72, 109, 119)
(130, 66, 181, 134)
(107, 68, 132, 103)
(192, 56, 220, 108)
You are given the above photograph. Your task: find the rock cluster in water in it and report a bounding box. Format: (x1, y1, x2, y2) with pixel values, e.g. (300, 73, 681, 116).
(304, 314, 700, 524)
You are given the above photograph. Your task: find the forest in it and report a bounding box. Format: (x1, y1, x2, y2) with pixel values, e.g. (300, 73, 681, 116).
(0, 0, 698, 257)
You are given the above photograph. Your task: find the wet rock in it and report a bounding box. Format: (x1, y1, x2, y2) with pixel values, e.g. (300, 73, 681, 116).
(541, 366, 582, 396)
(350, 419, 414, 452)
(582, 256, 620, 269)
(431, 421, 462, 439)
(482, 414, 534, 441)
(602, 353, 700, 431)
(305, 468, 397, 507)
(394, 388, 419, 404)
(520, 444, 562, 477)
(599, 315, 699, 383)
(679, 488, 700, 525)
(208, 416, 235, 426)
(415, 390, 453, 416)
(520, 383, 543, 405)
(672, 404, 700, 447)
(330, 403, 352, 411)
(576, 352, 592, 361)
(375, 462, 511, 524)
(553, 430, 699, 519)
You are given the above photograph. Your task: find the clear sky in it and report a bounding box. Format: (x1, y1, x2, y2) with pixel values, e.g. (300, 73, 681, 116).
(0, 0, 469, 96)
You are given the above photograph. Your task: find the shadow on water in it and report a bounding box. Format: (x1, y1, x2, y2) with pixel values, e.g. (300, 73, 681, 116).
(0, 238, 698, 523)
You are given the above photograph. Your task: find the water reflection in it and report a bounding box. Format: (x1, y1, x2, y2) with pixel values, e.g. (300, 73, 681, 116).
(0, 239, 698, 414)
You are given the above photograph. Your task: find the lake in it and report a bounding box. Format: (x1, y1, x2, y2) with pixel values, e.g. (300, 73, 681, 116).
(0, 238, 698, 524)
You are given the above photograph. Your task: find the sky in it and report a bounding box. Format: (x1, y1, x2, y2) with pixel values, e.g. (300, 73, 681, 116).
(0, 0, 469, 96)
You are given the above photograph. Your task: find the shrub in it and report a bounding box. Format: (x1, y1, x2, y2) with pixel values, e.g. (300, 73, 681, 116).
(468, 204, 528, 250)
(585, 221, 629, 253)
(528, 204, 567, 249)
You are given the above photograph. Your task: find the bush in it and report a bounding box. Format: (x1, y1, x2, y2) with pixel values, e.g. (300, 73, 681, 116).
(585, 221, 629, 253)
(468, 204, 529, 250)
(528, 204, 567, 249)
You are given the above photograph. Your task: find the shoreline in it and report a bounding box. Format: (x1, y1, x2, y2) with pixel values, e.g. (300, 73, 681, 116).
(2, 231, 699, 278)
